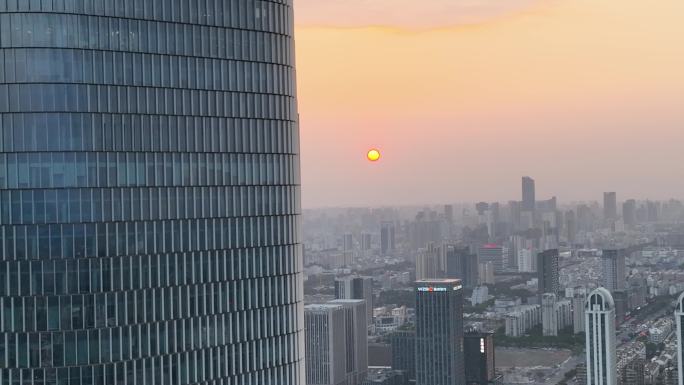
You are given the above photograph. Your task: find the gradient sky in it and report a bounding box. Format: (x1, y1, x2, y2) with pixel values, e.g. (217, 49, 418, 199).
(294, 0, 684, 208)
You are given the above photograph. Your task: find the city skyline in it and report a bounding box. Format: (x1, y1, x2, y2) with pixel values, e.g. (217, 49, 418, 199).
(295, 0, 684, 208)
(1, 1, 683, 385)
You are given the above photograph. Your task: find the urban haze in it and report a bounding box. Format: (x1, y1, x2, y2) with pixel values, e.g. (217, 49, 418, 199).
(1, 1, 684, 385)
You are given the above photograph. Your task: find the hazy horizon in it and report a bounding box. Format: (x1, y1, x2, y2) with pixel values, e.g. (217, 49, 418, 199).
(294, 0, 684, 208)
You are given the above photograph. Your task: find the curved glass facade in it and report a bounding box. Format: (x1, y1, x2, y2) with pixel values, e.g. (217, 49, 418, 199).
(0, 1, 303, 384)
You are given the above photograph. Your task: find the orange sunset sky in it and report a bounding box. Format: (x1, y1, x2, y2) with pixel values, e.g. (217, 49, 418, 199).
(293, 0, 684, 208)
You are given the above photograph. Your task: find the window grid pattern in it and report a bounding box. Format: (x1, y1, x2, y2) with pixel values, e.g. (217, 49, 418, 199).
(0, 1, 304, 384)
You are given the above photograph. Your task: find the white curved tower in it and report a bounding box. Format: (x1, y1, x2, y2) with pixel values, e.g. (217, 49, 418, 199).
(675, 292, 684, 385)
(585, 288, 617, 385)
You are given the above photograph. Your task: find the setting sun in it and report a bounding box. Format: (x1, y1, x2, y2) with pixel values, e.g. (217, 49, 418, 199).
(367, 149, 381, 162)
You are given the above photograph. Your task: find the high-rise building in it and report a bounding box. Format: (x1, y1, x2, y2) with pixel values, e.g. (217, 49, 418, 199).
(329, 299, 369, 385)
(565, 210, 578, 245)
(517, 248, 535, 273)
(522, 176, 536, 212)
(305, 304, 349, 385)
(542, 293, 559, 336)
(0, 2, 303, 384)
(604, 192, 618, 221)
(361, 233, 373, 251)
(538, 249, 560, 296)
(445, 204, 455, 237)
(478, 244, 508, 274)
(409, 213, 443, 250)
(479, 262, 496, 285)
(602, 249, 626, 291)
(381, 222, 397, 255)
(335, 276, 374, 327)
(444, 244, 479, 288)
(573, 291, 587, 334)
(613, 290, 628, 325)
(586, 288, 617, 385)
(344, 233, 355, 266)
(415, 279, 465, 385)
(464, 332, 496, 385)
(675, 292, 684, 385)
(416, 243, 445, 280)
(623, 199, 637, 228)
(390, 330, 416, 381)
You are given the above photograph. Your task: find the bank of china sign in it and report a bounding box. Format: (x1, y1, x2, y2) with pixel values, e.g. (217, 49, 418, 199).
(417, 285, 462, 292)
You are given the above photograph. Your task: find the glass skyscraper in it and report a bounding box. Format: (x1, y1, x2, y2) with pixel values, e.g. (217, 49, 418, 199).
(0, 1, 303, 384)
(415, 279, 464, 385)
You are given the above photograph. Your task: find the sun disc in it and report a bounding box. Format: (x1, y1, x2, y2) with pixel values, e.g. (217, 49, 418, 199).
(367, 149, 381, 162)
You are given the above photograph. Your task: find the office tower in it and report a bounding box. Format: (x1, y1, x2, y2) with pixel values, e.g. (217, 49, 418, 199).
(522, 176, 536, 212)
(538, 249, 560, 296)
(464, 332, 496, 385)
(509, 200, 522, 230)
(416, 243, 445, 280)
(415, 279, 465, 385)
(335, 276, 374, 327)
(0, 2, 303, 384)
(478, 244, 507, 274)
(573, 292, 587, 333)
(390, 330, 416, 381)
(444, 244, 479, 288)
(361, 233, 373, 251)
(542, 293, 559, 336)
(445, 204, 455, 237)
(381, 222, 397, 254)
(344, 233, 355, 265)
(602, 249, 626, 291)
(613, 290, 628, 325)
(646, 201, 659, 222)
(489, 202, 501, 239)
(566, 210, 578, 245)
(329, 299, 369, 385)
(676, 292, 684, 385)
(479, 262, 496, 285)
(518, 248, 534, 273)
(476, 202, 490, 216)
(305, 304, 349, 385)
(557, 298, 573, 331)
(577, 204, 595, 232)
(409, 213, 443, 250)
(445, 204, 455, 222)
(623, 200, 637, 228)
(586, 288, 617, 385)
(604, 192, 618, 221)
